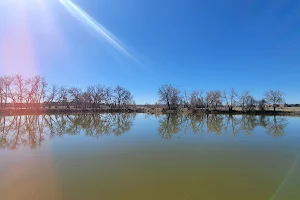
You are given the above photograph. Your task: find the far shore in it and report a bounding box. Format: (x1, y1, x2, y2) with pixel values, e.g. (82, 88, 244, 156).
(1, 106, 300, 116)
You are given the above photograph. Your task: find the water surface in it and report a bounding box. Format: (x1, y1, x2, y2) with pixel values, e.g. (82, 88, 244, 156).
(0, 113, 300, 200)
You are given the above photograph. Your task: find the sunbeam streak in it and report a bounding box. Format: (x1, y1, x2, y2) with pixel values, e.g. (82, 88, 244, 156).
(57, 0, 137, 61)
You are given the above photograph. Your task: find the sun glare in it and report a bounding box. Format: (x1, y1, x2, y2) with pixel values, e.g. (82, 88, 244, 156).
(0, 0, 50, 8)
(0, 0, 61, 76)
(4, 0, 43, 2)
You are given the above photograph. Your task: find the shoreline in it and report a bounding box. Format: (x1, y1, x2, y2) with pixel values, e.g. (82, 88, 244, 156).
(158, 108, 300, 116)
(0, 108, 144, 116)
(1, 107, 300, 116)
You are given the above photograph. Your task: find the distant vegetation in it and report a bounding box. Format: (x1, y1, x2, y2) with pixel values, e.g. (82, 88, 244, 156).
(157, 84, 287, 112)
(0, 75, 298, 115)
(0, 75, 134, 111)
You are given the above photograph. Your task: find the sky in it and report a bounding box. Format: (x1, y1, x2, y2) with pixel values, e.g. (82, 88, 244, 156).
(0, 0, 299, 104)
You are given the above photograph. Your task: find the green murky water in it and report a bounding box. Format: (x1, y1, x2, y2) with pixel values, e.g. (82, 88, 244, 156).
(0, 113, 300, 200)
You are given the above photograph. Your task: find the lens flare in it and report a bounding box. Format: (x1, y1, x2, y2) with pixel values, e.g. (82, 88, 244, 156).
(0, 1, 37, 76)
(58, 0, 137, 62)
(0, 0, 65, 76)
(269, 152, 300, 200)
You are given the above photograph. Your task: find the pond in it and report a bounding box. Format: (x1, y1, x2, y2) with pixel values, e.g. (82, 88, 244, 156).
(0, 113, 300, 200)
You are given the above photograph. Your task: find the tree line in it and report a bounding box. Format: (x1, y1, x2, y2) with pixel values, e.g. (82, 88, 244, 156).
(0, 75, 134, 110)
(158, 84, 285, 112)
(0, 76, 287, 112)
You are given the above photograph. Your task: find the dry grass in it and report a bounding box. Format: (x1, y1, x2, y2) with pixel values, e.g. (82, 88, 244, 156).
(277, 107, 300, 112)
(233, 107, 300, 112)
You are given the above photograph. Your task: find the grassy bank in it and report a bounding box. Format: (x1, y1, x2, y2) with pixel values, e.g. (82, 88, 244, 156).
(144, 107, 300, 116)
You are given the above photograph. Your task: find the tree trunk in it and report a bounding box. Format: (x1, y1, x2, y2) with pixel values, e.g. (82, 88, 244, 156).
(273, 106, 276, 112)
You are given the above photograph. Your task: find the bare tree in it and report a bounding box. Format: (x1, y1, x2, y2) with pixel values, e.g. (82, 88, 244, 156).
(68, 87, 82, 108)
(57, 86, 70, 108)
(1, 76, 13, 109)
(158, 84, 180, 109)
(206, 90, 222, 110)
(0, 75, 137, 111)
(85, 86, 96, 108)
(38, 77, 48, 104)
(113, 86, 133, 108)
(182, 90, 190, 108)
(0, 77, 4, 109)
(24, 77, 35, 109)
(103, 87, 113, 106)
(13, 75, 26, 109)
(223, 88, 238, 111)
(170, 87, 181, 109)
(81, 91, 92, 108)
(239, 91, 256, 112)
(239, 91, 248, 111)
(86, 85, 106, 108)
(23, 76, 47, 109)
(46, 85, 58, 108)
(190, 90, 205, 109)
(258, 99, 266, 111)
(265, 90, 284, 111)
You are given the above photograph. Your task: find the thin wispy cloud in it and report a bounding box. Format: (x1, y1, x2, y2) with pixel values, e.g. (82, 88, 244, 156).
(58, 0, 138, 62)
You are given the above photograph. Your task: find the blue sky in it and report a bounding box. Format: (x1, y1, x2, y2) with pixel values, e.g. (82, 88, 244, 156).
(0, 0, 299, 103)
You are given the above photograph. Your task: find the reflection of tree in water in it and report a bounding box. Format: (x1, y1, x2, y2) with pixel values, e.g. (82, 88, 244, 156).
(206, 114, 224, 135)
(0, 115, 46, 150)
(240, 115, 258, 136)
(0, 113, 291, 149)
(188, 113, 205, 134)
(177, 114, 190, 134)
(111, 113, 136, 136)
(0, 113, 136, 150)
(266, 116, 288, 136)
(43, 115, 69, 137)
(157, 114, 289, 139)
(158, 114, 181, 140)
(223, 115, 241, 137)
(258, 115, 268, 128)
(47, 113, 136, 137)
